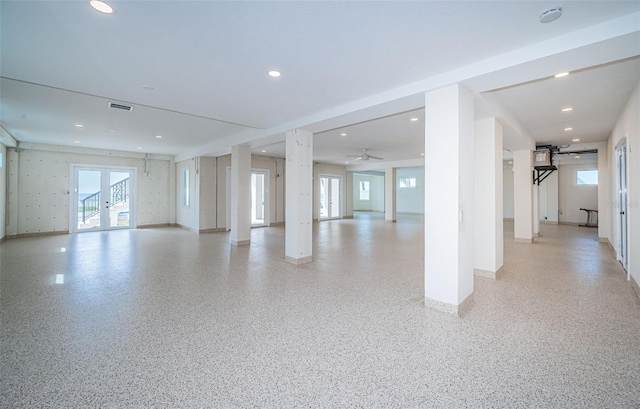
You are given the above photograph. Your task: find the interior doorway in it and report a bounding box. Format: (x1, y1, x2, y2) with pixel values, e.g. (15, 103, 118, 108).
(615, 140, 628, 276)
(319, 175, 341, 220)
(71, 165, 135, 232)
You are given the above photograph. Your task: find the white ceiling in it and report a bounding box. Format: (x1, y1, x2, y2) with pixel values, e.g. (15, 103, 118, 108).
(1, 1, 639, 169)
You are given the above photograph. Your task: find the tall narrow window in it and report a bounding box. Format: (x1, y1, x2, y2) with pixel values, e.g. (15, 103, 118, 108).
(182, 169, 190, 207)
(576, 169, 598, 186)
(359, 180, 370, 201)
(399, 177, 416, 188)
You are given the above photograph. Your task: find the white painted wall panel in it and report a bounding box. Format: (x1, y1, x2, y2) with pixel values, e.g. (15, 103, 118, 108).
(8, 148, 172, 235)
(558, 163, 598, 224)
(396, 167, 424, 214)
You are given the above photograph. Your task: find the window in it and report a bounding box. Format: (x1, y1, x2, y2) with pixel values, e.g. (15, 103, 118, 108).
(399, 177, 416, 188)
(182, 169, 190, 206)
(359, 181, 370, 201)
(576, 169, 598, 186)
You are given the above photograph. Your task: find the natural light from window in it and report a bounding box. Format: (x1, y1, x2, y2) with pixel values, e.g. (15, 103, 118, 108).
(399, 177, 416, 188)
(576, 169, 598, 186)
(359, 181, 370, 201)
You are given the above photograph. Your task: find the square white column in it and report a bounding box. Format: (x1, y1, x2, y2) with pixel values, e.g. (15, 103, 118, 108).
(513, 150, 534, 243)
(285, 129, 313, 264)
(385, 167, 396, 223)
(473, 118, 504, 279)
(344, 171, 354, 219)
(424, 84, 475, 316)
(230, 144, 251, 246)
(533, 184, 540, 237)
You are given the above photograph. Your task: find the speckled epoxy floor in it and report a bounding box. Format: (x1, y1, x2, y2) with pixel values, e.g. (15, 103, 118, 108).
(1, 215, 639, 408)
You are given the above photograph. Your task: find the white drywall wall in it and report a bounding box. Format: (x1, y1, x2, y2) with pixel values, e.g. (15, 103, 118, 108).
(6, 147, 173, 236)
(396, 167, 424, 214)
(352, 173, 384, 212)
(558, 163, 598, 224)
(608, 78, 639, 288)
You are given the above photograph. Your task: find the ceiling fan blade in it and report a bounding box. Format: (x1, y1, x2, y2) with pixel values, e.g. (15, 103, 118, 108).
(354, 156, 362, 161)
(368, 155, 384, 160)
(346, 155, 361, 158)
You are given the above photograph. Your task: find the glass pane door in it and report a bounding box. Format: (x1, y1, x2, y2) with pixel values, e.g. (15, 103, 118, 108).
(319, 176, 341, 220)
(251, 171, 268, 227)
(109, 171, 132, 228)
(74, 167, 134, 232)
(77, 170, 102, 231)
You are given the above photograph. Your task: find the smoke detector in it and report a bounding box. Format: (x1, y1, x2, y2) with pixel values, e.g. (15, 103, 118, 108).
(540, 7, 562, 23)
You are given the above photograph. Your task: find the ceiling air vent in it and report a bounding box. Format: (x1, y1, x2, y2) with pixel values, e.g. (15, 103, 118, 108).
(109, 102, 133, 112)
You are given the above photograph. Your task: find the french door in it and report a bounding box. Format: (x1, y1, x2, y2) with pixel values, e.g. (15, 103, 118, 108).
(72, 166, 135, 232)
(319, 175, 341, 220)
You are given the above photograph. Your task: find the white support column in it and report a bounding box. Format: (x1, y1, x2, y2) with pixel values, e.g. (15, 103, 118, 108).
(385, 167, 396, 223)
(285, 129, 313, 264)
(597, 142, 608, 241)
(230, 144, 251, 246)
(533, 184, 540, 237)
(473, 118, 504, 279)
(344, 171, 354, 219)
(424, 84, 475, 317)
(513, 150, 534, 243)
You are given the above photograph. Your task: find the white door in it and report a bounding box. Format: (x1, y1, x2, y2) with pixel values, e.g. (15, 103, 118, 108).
(72, 166, 135, 232)
(251, 170, 269, 227)
(226, 167, 270, 228)
(319, 176, 341, 220)
(616, 142, 628, 275)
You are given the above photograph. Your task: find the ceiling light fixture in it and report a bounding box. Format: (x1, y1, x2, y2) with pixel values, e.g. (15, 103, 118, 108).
(574, 155, 581, 159)
(508, 161, 513, 165)
(75, 124, 84, 128)
(572, 138, 580, 142)
(261, 150, 267, 153)
(562, 107, 573, 112)
(340, 133, 347, 136)
(554, 71, 570, 78)
(345, 161, 349, 164)
(420, 153, 425, 156)
(155, 135, 163, 139)
(410, 118, 418, 122)
(539, 7, 562, 24)
(137, 147, 143, 150)
(73, 140, 81, 144)
(268, 70, 281, 78)
(564, 127, 574, 131)
(89, 0, 114, 14)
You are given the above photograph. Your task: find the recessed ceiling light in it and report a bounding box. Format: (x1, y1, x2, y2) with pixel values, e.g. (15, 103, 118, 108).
(73, 140, 81, 144)
(142, 85, 154, 91)
(261, 150, 267, 153)
(572, 138, 580, 142)
(345, 161, 349, 164)
(75, 124, 84, 128)
(508, 161, 513, 164)
(268, 70, 281, 78)
(420, 153, 425, 156)
(564, 127, 574, 131)
(562, 107, 573, 112)
(155, 135, 163, 139)
(89, 0, 114, 14)
(137, 147, 143, 150)
(410, 118, 418, 122)
(574, 155, 581, 159)
(554, 71, 570, 78)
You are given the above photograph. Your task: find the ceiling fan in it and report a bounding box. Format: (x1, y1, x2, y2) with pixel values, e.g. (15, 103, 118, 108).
(347, 149, 384, 161)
